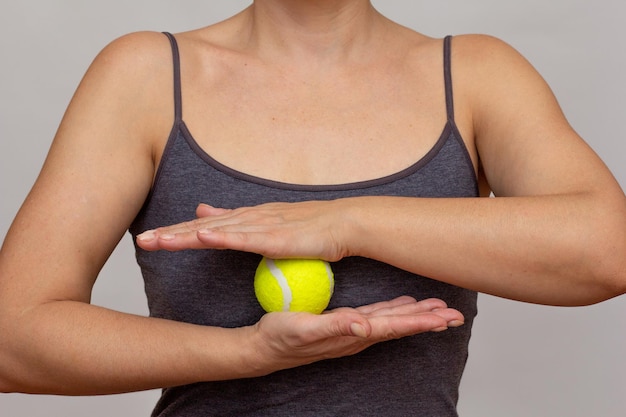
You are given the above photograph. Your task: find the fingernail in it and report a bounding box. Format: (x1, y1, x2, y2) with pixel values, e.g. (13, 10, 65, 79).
(432, 326, 449, 332)
(448, 320, 464, 328)
(137, 231, 155, 242)
(350, 323, 368, 338)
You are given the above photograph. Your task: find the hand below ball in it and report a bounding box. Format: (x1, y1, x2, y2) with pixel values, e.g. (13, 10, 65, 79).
(254, 257, 335, 314)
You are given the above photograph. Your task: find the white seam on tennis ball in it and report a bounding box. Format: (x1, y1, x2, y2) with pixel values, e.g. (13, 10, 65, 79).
(266, 259, 293, 311)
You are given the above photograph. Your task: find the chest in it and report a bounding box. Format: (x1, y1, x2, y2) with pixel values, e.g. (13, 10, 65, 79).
(178, 60, 454, 185)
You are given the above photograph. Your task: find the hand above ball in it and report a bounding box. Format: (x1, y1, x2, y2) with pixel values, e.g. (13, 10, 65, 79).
(136, 200, 350, 262)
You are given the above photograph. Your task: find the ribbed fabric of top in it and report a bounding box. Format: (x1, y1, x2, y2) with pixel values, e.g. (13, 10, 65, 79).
(129, 33, 479, 417)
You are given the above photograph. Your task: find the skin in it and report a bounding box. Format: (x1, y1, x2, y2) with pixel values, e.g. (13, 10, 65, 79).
(1, 0, 625, 397)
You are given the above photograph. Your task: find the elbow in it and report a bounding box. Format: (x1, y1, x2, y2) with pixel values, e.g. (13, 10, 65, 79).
(585, 266, 626, 306)
(583, 263, 626, 306)
(0, 372, 34, 394)
(0, 330, 16, 393)
(0, 351, 24, 394)
(0, 380, 19, 394)
(565, 263, 626, 307)
(583, 212, 626, 304)
(0, 376, 11, 393)
(601, 203, 626, 300)
(0, 346, 43, 395)
(596, 255, 626, 303)
(0, 311, 37, 394)
(562, 197, 626, 306)
(0, 348, 21, 394)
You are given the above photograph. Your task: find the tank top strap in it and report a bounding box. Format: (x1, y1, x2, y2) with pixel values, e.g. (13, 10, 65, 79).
(443, 35, 455, 123)
(162, 32, 183, 121)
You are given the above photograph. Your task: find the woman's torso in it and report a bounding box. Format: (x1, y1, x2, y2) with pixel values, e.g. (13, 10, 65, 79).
(129, 22, 480, 417)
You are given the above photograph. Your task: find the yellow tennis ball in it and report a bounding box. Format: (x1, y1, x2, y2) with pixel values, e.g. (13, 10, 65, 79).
(254, 257, 335, 314)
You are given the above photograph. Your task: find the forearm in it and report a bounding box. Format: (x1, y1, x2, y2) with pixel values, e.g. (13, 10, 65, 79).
(136, 191, 626, 305)
(0, 295, 465, 395)
(345, 193, 626, 306)
(0, 301, 257, 395)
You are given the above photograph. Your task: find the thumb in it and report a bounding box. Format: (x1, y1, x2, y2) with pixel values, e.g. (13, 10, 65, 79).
(349, 322, 370, 338)
(319, 310, 372, 339)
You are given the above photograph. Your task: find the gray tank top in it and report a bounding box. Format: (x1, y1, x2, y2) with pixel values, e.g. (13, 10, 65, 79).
(129, 33, 478, 417)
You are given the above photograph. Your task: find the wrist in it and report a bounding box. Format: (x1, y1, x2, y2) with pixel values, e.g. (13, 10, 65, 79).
(335, 196, 382, 259)
(233, 324, 276, 379)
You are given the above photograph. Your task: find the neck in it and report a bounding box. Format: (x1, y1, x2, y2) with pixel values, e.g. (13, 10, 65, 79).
(240, 0, 387, 63)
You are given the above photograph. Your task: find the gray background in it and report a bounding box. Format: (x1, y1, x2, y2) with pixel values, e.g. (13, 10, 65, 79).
(1, 1, 624, 416)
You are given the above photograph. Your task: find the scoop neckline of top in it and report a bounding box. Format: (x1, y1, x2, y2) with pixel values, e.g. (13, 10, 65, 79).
(177, 119, 454, 192)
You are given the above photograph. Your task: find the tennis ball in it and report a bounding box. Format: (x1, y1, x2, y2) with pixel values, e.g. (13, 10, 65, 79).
(254, 257, 334, 314)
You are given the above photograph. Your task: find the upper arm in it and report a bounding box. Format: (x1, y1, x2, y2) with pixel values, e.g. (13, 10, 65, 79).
(0, 31, 172, 309)
(456, 35, 622, 199)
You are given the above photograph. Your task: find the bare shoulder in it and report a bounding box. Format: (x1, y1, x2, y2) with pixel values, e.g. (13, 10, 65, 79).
(446, 33, 561, 132)
(82, 31, 174, 97)
(93, 31, 172, 69)
(446, 34, 612, 197)
(67, 31, 176, 164)
(449, 34, 532, 66)
(0, 32, 181, 306)
(67, 30, 176, 131)
(43, 31, 178, 233)
(447, 34, 547, 95)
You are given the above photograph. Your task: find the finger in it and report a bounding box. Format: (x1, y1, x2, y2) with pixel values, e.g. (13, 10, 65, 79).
(136, 221, 218, 251)
(196, 229, 249, 251)
(366, 312, 453, 338)
(352, 296, 418, 315)
(196, 203, 232, 218)
(367, 304, 464, 329)
(428, 308, 465, 328)
(136, 230, 207, 251)
(137, 206, 237, 246)
(283, 310, 374, 345)
(355, 296, 446, 315)
(316, 308, 458, 342)
(136, 217, 202, 245)
(305, 302, 463, 343)
(136, 210, 243, 251)
(353, 297, 464, 330)
(377, 299, 463, 327)
(196, 228, 284, 256)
